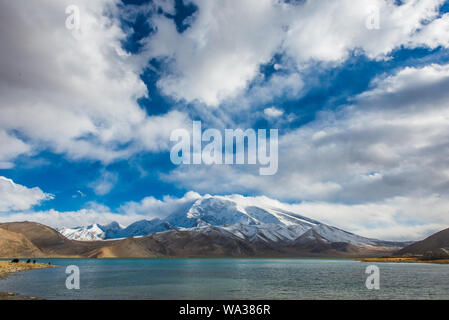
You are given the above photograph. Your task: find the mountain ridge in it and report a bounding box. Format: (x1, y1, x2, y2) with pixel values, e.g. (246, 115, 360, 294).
(0, 195, 415, 258)
(0, 221, 410, 258)
(58, 195, 407, 249)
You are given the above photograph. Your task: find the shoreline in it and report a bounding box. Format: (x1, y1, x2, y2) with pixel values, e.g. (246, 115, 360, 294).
(2, 256, 359, 260)
(0, 261, 53, 300)
(359, 257, 449, 264)
(0, 260, 53, 278)
(1, 258, 448, 300)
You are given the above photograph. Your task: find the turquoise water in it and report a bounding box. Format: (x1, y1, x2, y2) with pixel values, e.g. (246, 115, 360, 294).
(0, 259, 448, 299)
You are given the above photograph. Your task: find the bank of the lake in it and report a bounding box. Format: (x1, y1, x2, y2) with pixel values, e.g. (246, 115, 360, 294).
(360, 257, 449, 264)
(0, 260, 53, 278)
(0, 260, 54, 299)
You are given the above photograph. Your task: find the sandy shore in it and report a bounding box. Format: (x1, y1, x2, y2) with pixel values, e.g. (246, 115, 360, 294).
(0, 260, 53, 300)
(360, 257, 449, 264)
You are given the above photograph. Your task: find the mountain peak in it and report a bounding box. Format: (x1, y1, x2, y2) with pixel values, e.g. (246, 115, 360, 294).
(103, 221, 123, 230)
(57, 194, 407, 249)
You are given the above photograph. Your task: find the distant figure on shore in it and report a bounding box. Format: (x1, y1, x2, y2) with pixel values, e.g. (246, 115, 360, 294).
(48, 262, 51, 265)
(11, 259, 19, 263)
(26, 259, 31, 263)
(33, 260, 36, 264)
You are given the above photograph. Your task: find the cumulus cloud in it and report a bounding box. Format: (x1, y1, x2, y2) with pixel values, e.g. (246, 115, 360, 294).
(0, 131, 31, 169)
(144, 0, 287, 106)
(282, 0, 449, 62)
(0, 0, 189, 166)
(163, 62, 449, 239)
(119, 191, 201, 218)
(167, 63, 449, 200)
(142, 0, 449, 107)
(0, 177, 53, 212)
(0, 192, 202, 229)
(2, 0, 447, 164)
(0, 208, 138, 230)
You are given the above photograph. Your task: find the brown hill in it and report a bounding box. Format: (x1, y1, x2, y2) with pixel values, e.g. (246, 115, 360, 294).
(396, 227, 449, 258)
(0, 228, 44, 258)
(0, 222, 67, 248)
(0, 221, 404, 259)
(90, 228, 270, 258)
(0, 222, 105, 258)
(89, 238, 162, 258)
(0, 222, 261, 258)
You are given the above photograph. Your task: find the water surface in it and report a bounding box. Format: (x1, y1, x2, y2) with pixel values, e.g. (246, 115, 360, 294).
(0, 259, 448, 299)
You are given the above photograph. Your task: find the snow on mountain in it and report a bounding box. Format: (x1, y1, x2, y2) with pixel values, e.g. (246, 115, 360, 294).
(59, 224, 107, 241)
(121, 219, 172, 238)
(57, 194, 399, 246)
(294, 224, 378, 246)
(223, 223, 310, 243)
(59, 219, 173, 241)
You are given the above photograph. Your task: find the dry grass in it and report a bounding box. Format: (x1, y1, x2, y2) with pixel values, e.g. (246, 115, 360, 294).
(359, 257, 449, 264)
(0, 261, 52, 278)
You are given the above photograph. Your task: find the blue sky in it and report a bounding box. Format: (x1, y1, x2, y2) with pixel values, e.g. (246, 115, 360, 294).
(1, 0, 449, 240)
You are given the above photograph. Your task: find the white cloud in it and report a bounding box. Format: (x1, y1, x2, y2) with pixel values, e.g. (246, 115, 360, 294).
(408, 12, 449, 49)
(0, 0, 189, 166)
(0, 208, 139, 230)
(167, 63, 449, 200)
(144, 0, 288, 106)
(0, 191, 445, 240)
(72, 190, 86, 199)
(2, 0, 446, 165)
(0, 177, 53, 212)
(283, 195, 449, 241)
(0, 192, 202, 229)
(264, 107, 284, 119)
(88, 170, 118, 196)
(0, 131, 31, 169)
(282, 0, 447, 62)
(247, 73, 304, 106)
(142, 0, 449, 107)
(164, 62, 449, 239)
(119, 191, 201, 218)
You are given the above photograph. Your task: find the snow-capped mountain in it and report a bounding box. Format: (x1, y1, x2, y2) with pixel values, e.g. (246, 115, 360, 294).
(59, 224, 107, 241)
(58, 221, 126, 241)
(58, 194, 403, 247)
(120, 219, 173, 238)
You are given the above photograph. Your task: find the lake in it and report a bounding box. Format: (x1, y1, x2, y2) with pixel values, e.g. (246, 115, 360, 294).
(0, 259, 448, 299)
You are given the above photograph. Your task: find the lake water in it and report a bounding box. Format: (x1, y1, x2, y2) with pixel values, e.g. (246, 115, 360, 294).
(0, 259, 448, 299)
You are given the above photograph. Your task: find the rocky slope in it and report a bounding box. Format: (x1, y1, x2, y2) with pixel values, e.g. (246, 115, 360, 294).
(395, 227, 449, 260)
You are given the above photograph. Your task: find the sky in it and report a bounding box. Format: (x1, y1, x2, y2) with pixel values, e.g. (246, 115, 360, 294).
(1, 0, 449, 240)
